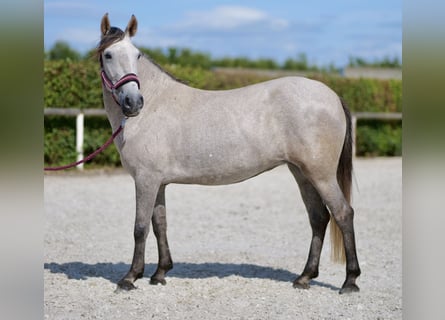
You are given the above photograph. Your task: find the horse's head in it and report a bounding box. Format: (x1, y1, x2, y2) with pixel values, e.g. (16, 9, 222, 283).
(98, 14, 144, 117)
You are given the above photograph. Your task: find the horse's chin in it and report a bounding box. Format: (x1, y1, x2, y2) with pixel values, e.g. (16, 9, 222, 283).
(123, 110, 141, 117)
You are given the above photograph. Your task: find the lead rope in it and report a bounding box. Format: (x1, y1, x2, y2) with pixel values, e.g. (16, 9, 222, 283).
(44, 118, 126, 171)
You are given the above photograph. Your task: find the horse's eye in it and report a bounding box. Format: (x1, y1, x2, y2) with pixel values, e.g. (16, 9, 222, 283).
(104, 53, 112, 60)
(137, 53, 142, 60)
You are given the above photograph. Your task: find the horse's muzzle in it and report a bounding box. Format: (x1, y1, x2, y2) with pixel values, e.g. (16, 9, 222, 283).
(122, 93, 144, 117)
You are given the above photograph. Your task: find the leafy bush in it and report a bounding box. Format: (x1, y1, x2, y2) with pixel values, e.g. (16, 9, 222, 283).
(44, 116, 122, 167)
(311, 76, 401, 112)
(44, 60, 402, 112)
(83, 118, 121, 167)
(44, 60, 102, 109)
(44, 116, 77, 166)
(356, 120, 402, 157)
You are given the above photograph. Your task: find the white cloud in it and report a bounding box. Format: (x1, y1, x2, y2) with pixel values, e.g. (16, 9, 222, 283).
(135, 27, 182, 48)
(63, 28, 99, 45)
(176, 5, 289, 31)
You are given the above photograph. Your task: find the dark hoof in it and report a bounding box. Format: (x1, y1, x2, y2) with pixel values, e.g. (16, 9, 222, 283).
(116, 279, 137, 291)
(292, 278, 310, 289)
(150, 277, 167, 286)
(339, 284, 360, 294)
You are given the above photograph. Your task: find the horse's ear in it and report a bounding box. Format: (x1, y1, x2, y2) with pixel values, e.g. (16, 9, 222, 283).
(125, 15, 138, 37)
(101, 13, 111, 37)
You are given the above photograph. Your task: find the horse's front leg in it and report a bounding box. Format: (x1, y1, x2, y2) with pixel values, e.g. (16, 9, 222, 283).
(150, 185, 174, 285)
(117, 178, 160, 290)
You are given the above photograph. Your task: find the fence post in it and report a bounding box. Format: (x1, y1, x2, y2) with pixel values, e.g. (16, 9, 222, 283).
(351, 115, 357, 158)
(76, 112, 84, 170)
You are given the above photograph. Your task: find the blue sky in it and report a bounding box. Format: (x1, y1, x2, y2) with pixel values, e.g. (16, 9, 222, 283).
(44, 0, 402, 67)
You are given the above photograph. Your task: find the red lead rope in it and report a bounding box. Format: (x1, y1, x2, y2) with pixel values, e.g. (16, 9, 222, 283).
(45, 63, 137, 171)
(44, 123, 124, 171)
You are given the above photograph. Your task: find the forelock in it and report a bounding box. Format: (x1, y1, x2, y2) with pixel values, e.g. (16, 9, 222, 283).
(96, 27, 125, 54)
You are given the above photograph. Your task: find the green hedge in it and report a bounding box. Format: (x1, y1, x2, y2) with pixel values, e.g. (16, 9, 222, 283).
(311, 76, 402, 112)
(356, 120, 402, 157)
(44, 60, 102, 108)
(44, 60, 402, 112)
(44, 60, 402, 168)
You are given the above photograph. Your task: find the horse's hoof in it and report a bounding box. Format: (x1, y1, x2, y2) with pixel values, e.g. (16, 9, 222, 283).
(150, 277, 167, 286)
(116, 279, 137, 291)
(339, 284, 360, 294)
(292, 278, 310, 289)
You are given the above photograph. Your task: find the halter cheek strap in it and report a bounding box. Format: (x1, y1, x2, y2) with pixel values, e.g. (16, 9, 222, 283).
(100, 56, 141, 106)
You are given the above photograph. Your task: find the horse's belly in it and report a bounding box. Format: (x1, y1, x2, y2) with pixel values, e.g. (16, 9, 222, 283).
(166, 157, 285, 186)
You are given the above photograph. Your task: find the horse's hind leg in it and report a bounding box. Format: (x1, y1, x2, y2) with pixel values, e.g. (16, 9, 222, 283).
(150, 185, 173, 285)
(288, 164, 330, 289)
(309, 173, 361, 294)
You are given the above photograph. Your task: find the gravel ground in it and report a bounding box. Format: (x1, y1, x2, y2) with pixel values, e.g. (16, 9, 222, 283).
(44, 158, 402, 320)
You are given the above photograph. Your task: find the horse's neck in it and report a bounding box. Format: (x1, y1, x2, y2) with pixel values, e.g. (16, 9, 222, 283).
(102, 57, 182, 132)
(139, 57, 179, 98)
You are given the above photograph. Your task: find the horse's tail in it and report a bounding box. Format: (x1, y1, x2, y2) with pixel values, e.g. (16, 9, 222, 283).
(330, 98, 353, 264)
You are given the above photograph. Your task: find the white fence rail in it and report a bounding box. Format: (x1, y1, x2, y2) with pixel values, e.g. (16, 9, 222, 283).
(44, 108, 402, 170)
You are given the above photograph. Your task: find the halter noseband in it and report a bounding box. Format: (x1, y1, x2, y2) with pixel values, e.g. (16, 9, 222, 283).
(100, 56, 141, 106)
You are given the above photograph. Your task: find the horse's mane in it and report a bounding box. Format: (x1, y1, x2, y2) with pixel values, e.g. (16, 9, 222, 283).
(141, 54, 188, 85)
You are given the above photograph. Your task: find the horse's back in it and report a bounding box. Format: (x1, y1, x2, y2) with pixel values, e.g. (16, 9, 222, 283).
(199, 76, 345, 133)
(198, 76, 346, 165)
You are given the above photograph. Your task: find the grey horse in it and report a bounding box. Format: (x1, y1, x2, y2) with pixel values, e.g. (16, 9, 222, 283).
(98, 14, 360, 294)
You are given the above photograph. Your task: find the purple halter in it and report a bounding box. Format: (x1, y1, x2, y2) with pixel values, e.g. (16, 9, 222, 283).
(100, 56, 141, 106)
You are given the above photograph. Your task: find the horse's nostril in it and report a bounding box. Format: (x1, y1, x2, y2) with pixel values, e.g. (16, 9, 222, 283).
(125, 96, 132, 106)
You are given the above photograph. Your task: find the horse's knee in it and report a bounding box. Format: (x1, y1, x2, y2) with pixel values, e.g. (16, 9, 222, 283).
(134, 223, 148, 241)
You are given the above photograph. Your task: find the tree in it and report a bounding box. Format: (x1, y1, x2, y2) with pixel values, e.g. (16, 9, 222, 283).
(47, 41, 81, 61)
(348, 56, 402, 68)
(282, 53, 312, 71)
